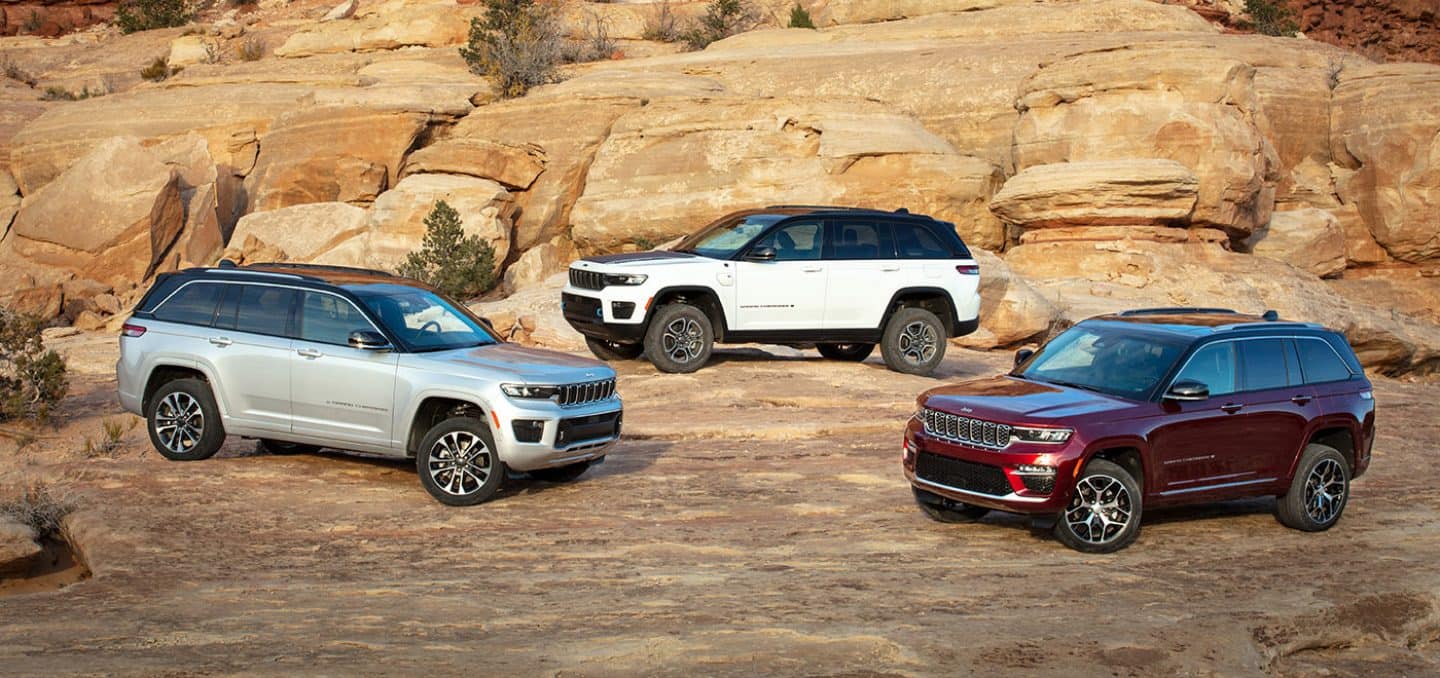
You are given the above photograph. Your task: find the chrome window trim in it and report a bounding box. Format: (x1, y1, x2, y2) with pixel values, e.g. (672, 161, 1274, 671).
(1163, 334, 1357, 397)
(152, 279, 383, 344)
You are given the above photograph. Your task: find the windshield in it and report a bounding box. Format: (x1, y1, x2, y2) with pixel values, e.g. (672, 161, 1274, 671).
(1016, 324, 1187, 400)
(674, 214, 787, 259)
(352, 287, 499, 352)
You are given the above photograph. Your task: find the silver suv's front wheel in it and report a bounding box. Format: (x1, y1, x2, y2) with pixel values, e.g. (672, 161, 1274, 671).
(416, 418, 505, 506)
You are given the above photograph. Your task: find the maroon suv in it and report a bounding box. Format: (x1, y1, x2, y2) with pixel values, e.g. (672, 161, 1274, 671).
(903, 308, 1375, 552)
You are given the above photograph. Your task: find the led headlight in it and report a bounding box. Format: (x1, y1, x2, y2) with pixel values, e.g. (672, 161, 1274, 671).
(1011, 426, 1073, 444)
(501, 384, 559, 399)
(604, 273, 649, 286)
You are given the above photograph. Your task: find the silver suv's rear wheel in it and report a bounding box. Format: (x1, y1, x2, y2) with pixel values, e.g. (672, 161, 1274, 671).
(146, 378, 225, 461)
(416, 417, 504, 506)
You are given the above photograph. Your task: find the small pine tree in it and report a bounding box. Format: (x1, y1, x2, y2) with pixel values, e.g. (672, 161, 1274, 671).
(0, 309, 68, 424)
(788, 3, 815, 29)
(459, 0, 562, 98)
(682, 0, 760, 50)
(397, 201, 497, 300)
(115, 0, 191, 34)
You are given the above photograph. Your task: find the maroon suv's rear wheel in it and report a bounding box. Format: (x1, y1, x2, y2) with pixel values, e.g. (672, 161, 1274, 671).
(1053, 459, 1142, 553)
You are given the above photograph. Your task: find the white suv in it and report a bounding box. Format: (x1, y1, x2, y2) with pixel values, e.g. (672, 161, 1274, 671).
(562, 206, 981, 375)
(117, 263, 622, 506)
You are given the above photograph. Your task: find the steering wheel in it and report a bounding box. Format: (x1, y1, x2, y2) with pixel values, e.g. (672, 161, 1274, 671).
(420, 320, 442, 334)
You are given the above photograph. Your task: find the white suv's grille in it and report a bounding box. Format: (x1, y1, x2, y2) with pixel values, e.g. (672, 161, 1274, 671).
(558, 379, 616, 407)
(569, 269, 606, 290)
(922, 408, 1012, 450)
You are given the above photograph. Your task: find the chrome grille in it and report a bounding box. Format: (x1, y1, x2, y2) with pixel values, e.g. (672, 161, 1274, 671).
(922, 408, 1012, 450)
(558, 378, 616, 407)
(569, 268, 606, 291)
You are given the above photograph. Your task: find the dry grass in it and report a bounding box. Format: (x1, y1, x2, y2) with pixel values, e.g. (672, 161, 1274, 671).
(0, 481, 74, 539)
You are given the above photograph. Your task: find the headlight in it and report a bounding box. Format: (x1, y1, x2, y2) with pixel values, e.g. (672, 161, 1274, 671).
(501, 384, 559, 399)
(604, 273, 648, 286)
(1011, 426, 1073, 444)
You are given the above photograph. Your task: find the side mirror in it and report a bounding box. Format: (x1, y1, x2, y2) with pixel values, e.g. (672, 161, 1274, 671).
(348, 330, 391, 351)
(1013, 348, 1035, 367)
(745, 246, 776, 262)
(1165, 380, 1210, 401)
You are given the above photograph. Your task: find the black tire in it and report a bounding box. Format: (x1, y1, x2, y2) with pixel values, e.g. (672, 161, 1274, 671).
(913, 486, 989, 523)
(586, 337, 644, 361)
(529, 460, 591, 483)
(1053, 459, 1142, 553)
(145, 378, 225, 461)
(817, 342, 875, 362)
(1276, 443, 1350, 532)
(880, 307, 947, 375)
(643, 303, 713, 374)
(416, 417, 505, 506)
(259, 439, 321, 455)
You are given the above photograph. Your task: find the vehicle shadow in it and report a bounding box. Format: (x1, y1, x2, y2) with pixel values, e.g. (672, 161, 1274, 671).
(967, 496, 1279, 544)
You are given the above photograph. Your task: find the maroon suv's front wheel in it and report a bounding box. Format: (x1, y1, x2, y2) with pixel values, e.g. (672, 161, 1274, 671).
(1053, 459, 1142, 553)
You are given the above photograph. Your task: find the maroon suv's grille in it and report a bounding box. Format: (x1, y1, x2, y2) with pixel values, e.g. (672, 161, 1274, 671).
(569, 268, 606, 290)
(922, 408, 1013, 449)
(557, 379, 616, 407)
(915, 452, 1012, 497)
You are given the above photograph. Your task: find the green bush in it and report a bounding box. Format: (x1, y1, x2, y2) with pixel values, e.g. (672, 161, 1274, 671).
(1244, 0, 1298, 37)
(397, 201, 497, 300)
(0, 309, 68, 425)
(682, 0, 760, 50)
(115, 0, 191, 35)
(459, 0, 562, 99)
(788, 3, 814, 29)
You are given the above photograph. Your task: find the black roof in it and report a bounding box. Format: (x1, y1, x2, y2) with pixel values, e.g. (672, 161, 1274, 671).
(1085, 308, 1325, 338)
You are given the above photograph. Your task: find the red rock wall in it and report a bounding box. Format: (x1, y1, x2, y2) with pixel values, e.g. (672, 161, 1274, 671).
(0, 1, 115, 38)
(1286, 0, 1440, 64)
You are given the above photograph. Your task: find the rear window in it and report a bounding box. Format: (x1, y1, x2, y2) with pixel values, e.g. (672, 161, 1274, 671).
(1239, 338, 1295, 391)
(831, 221, 886, 260)
(1297, 338, 1353, 384)
(235, 285, 296, 337)
(153, 283, 223, 326)
(891, 222, 951, 259)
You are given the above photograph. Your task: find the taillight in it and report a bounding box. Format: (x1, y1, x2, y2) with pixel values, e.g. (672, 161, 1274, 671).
(121, 323, 147, 338)
(956, 264, 979, 275)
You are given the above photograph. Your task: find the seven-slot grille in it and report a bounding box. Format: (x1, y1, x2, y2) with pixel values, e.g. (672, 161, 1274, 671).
(558, 379, 617, 407)
(922, 408, 1013, 449)
(569, 268, 606, 291)
(915, 452, 1013, 497)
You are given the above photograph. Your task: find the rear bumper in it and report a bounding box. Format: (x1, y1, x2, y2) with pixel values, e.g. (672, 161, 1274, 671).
(902, 417, 1079, 515)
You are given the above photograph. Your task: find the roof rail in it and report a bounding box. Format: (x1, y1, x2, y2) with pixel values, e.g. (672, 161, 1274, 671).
(764, 204, 871, 211)
(1117, 307, 1237, 316)
(198, 267, 306, 280)
(248, 262, 399, 278)
(1221, 321, 1316, 332)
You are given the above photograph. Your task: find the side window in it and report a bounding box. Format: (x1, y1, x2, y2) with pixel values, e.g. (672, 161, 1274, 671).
(830, 221, 886, 260)
(153, 283, 223, 327)
(1297, 338, 1353, 384)
(213, 284, 241, 330)
(1174, 342, 1237, 396)
(235, 286, 296, 337)
(299, 292, 375, 346)
(753, 221, 823, 261)
(1239, 338, 1293, 391)
(891, 222, 950, 259)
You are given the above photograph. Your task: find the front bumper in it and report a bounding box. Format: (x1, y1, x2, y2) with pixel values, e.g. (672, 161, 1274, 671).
(561, 286, 651, 343)
(488, 393, 623, 472)
(902, 416, 1080, 515)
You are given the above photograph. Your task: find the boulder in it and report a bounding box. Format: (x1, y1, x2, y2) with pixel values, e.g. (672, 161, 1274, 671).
(1013, 43, 1279, 238)
(502, 236, 578, 294)
(1245, 208, 1346, 278)
(228, 202, 370, 262)
(1329, 269, 1440, 327)
(0, 516, 41, 579)
(322, 0, 359, 21)
(470, 272, 583, 351)
(167, 35, 217, 67)
(1331, 203, 1389, 266)
(244, 107, 431, 211)
(401, 139, 545, 191)
(569, 96, 1002, 249)
(1331, 63, 1440, 264)
(273, 0, 476, 58)
(955, 248, 1058, 349)
(989, 160, 1199, 230)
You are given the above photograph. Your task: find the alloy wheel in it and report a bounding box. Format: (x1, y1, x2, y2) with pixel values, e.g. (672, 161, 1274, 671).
(427, 431, 493, 497)
(1304, 458, 1346, 524)
(897, 321, 938, 365)
(154, 392, 204, 455)
(661, 317, 704, 364)
(1064, 474, 1133, 545)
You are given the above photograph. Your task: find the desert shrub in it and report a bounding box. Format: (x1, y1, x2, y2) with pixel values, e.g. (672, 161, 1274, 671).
(39, 85, 103, 101)
(788, 3, 814, 29)
(84, 417, 131, 458)
(0, 482, 74, 539)
(237, 36, 265, 61)
(1, 59, 35, 86)
(1244, 0, 1298, 37)
(397, 201, 497, 300)
(681, 0, 760, 50)
(459, 0, 563, 99)
(642, 1, 680, 42)
(0, 309, 68, 424)
(139, 56, 182, 82)
(115, 0, 191, 34)
(563, 11, 617, 63)
(22, 10, 41, 33)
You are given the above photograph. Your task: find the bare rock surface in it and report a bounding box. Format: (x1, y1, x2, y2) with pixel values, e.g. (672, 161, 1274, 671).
(273, 0, 476, 58)
(0, 515, 40, 577)
(989, 160, 1199, 229)
(1246, 207, 1347, 278)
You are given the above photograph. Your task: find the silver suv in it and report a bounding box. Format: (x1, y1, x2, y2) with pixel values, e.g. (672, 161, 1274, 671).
(116, 263, 622, 506)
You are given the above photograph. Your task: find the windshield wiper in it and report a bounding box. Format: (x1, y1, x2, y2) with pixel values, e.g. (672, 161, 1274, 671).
(1036, 377, 1104, 394)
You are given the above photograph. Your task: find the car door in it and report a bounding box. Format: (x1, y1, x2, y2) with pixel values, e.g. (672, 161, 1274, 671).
(822, 219, 896, 329)
(733, 219, 828, 331)
(1149, 341, 1251, 495)
(207, 283, 297, 434)
(289, 291, 400, 448)
(1233, 337, 1316, 481)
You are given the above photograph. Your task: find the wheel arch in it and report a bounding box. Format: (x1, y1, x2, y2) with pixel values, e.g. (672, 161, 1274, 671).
(142, 363, 212, 413)
(405, 394, 491, 457)
(650, 285, 729, 341)
(1081, 439, 1149, 495)
(883, 287, 959, 336)
(1306, 425, 1358, 475)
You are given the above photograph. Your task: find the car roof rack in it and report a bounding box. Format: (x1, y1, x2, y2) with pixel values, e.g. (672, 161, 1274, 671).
(1117, 307, 1238, 316)
(246, 262, 399, 278)
(192, 266, 306, 280)
(765, 204, 872, 211)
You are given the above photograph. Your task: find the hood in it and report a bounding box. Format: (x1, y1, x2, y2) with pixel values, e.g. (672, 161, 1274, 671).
(407, 343, 614, 384)
(921, 376, 1144, 424)
(574, 251, 714, 269)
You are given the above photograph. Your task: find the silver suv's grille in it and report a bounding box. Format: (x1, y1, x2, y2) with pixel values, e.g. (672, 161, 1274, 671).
(569, 268, 605, 290)
(922, 408, 1012, 450)
(558, 379, 616, 407)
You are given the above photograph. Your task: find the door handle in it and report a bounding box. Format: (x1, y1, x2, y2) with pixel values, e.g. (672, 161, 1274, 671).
(802, 266, 823, 273)
(880, 265, 902, 272)
(297, 347, 323, 359)
(1220, 403, 1244, 414)
(1291, 395, 1312, 405)
(208, 336, 232, 347)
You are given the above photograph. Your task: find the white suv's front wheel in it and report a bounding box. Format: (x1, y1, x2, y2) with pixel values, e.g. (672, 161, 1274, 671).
(644, 303, 714, 373)
(881, 307, 947, 375)
(417, 417, 505, 506)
